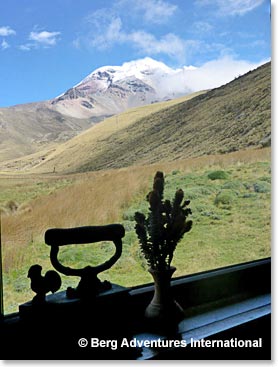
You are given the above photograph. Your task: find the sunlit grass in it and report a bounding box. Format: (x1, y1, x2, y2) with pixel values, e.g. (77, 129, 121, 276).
(1, 148, 271, 313)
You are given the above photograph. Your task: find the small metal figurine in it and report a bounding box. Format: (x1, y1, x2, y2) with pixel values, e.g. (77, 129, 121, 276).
(28, 264, 61, 304)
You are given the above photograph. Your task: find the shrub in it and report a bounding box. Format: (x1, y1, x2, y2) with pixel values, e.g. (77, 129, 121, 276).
(199, 187, 215, 195)
(183, 189, 199, 200)
(221, 181, 243, 191)
(184, 186, 214, 200)
(241, 193, 257, 199)
(253, 181, 271, 193)
(122, 220, 135, 232)
(214, 190, 236, 207)
(14, 277, 27, 293)
(208, 170, 229, 180)
(123, 231, 137, 246)
(122, 208, 137, 221)
(201, 211, 221, 220)
(258, 176, 271, 183)
(243, 182, 253, 190)
(6, 200, 19, 212)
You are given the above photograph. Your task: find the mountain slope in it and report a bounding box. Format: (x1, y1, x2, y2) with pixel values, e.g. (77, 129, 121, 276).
(0, 92, 205, 172)
(0, 57, 264, 163)
(0, 58, 194, 162)
(50, 58, 194, 119)
(0, 102, 93, 161)
(84, 61, 270, 171)
(22, 61, 270, 174)
(50, 57, 263, 121)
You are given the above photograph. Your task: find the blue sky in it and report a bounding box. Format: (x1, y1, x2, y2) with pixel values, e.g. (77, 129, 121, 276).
(0, 0, 271, 107)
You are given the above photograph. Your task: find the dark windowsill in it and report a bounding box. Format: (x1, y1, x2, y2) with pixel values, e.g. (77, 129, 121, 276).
(135, 293, 270, 360)
(0, 257, 271, 360)
(128, 257, 271, 359)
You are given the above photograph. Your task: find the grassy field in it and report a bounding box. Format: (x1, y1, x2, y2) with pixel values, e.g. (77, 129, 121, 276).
(1, 147, 270, 314)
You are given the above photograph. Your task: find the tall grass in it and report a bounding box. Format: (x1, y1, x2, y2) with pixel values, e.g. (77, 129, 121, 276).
(2, 147, 270, 271)
(1, 147, 271, 313)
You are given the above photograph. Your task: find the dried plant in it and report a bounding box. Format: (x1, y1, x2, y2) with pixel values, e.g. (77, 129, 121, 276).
(134, 171, 193, 270)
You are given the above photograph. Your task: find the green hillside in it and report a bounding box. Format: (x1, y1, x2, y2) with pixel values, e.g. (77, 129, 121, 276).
(78, 62, 270, 172)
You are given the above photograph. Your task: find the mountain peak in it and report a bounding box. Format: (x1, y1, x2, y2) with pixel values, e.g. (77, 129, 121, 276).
(120, 57, 173, 73)
(52, 57, 264, 120)
(53, 58, 189, 119)
(81, 57, 174, 85)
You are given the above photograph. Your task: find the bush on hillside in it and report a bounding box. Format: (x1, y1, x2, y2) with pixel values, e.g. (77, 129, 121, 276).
(253, 181, 271, 193)
(221, 181, 244, 191)
(208, 170, 229, 180)
(5, 200, 19, 213)
(214, 190, 236, 207)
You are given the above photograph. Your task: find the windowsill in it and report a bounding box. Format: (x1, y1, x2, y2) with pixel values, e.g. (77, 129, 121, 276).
(0, 257, 271, 360)
(135, 293, 271, 360)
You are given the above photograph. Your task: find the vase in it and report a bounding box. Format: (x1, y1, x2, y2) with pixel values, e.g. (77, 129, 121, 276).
(145, 266, 185, 330)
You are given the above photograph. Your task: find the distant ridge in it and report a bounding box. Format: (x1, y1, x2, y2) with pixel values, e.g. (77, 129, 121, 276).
(0, 92, 206, 172)
(0, 57, 191, 162)
(77, 62, 271, 172)
(0, 57, 263, 164)
(15, 61, 270, 174)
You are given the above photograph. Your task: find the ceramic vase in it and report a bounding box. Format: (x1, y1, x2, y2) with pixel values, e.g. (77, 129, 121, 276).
(145, 266, 185, 330)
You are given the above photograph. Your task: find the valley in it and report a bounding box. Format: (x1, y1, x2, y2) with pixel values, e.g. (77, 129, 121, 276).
(0, 60, 271, 315)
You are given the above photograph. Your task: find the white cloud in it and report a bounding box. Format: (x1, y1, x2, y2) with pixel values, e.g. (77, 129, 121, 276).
(1, 39, 10, 50)
(19, 30, 61, 51)
(85, 9, 119, 46)
(0, 26, 15, 50)
(181, 56, 268, 92)
(128, 32, 199, 63)
(29, 31, 61, 46)
(129, 31, 182, 54)
(84, 12, 124, 46)
(0, 26, 16, 37)
(85, 11, 189, 63)
(192, 21, 213, 33)
(196, 0, 265, 15)
(123, 0, 177, 24)
(18, 44, 32, 51)
(79, 1, 267, 65)
(116, 56, 268, 99)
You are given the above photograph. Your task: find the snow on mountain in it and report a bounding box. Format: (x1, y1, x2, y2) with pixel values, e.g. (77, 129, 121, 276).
(50, 56, 263, 120)
(78, 57, 197, 98)
(81, 58, 174, 85)
(51, 58, 195, 119)
(0, 56, 266, 165)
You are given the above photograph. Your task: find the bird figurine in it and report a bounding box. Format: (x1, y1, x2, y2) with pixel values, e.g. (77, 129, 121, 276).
(28, 264, 62, 304)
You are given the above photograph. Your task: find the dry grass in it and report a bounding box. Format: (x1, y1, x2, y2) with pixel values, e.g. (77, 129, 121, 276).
(1, 147, 270, 273)
(1, 147, 270, 313)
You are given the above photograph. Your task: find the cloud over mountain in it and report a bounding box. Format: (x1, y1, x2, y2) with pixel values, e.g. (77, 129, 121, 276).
(35, 55, 266, 125)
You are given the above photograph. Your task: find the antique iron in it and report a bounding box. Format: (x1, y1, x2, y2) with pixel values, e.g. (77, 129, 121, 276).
(44, 224, 125, 299)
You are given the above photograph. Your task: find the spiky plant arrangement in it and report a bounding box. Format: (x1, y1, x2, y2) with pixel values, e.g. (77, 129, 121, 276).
(134, 171, 193, 271)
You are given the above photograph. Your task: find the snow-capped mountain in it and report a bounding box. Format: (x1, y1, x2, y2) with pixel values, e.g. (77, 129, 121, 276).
(0, 57, 194, 162)
(50, 58, 194, 120)
(0, 56, 263, 163)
